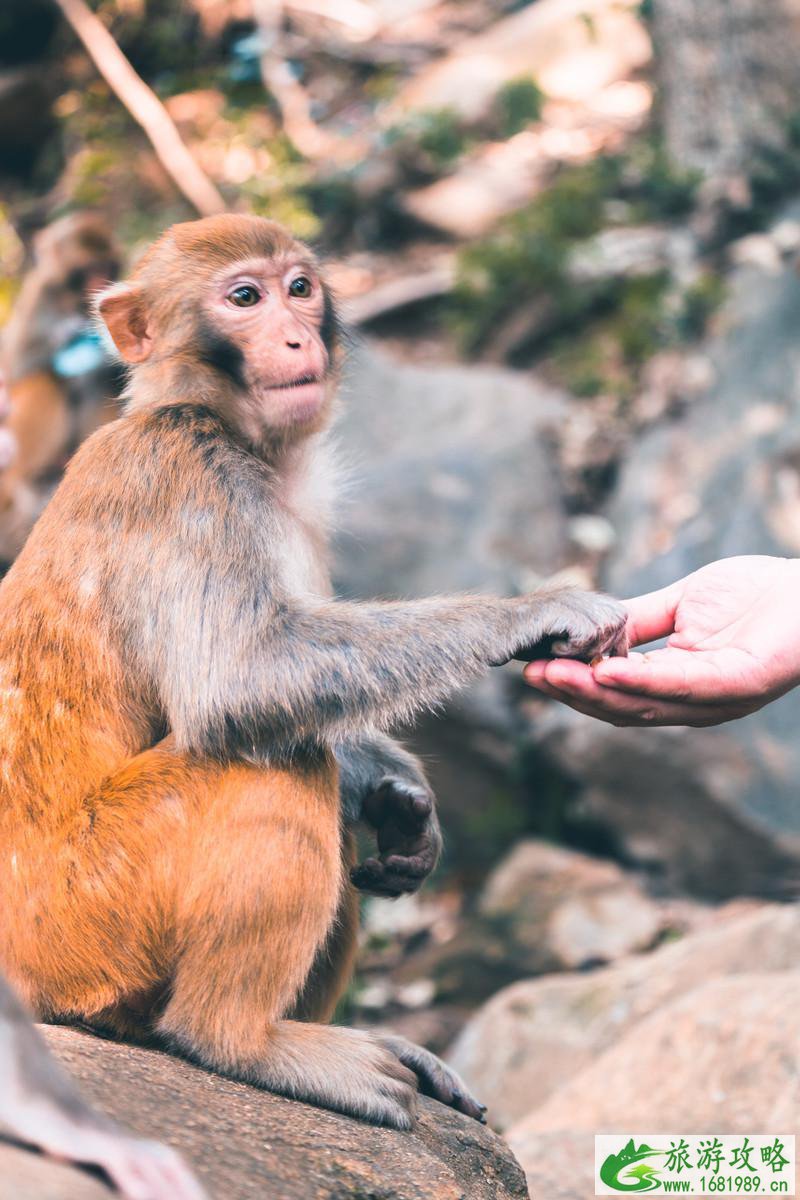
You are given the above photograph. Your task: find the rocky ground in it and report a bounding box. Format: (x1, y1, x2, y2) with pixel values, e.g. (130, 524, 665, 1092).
(0, 1026, 529, 1200)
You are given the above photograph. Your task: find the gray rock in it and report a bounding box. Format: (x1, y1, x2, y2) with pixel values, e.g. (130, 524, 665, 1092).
(333, 341, 570, 826)
(479, 838, 662, 972)
(334, 341, 568, 600)
(534, 206, 800, 896)
(0, 1025, 530, 1200)
(448, 901, 800, 1131)
(509, 970, 800, 1198)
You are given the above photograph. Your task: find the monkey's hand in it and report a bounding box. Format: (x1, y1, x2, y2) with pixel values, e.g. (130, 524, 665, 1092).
(496, 588, 628, 666)
(350, 776, 442, 899)
(377, 1035, 487, 1123)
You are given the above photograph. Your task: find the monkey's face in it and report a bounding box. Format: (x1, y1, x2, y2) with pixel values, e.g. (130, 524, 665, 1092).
(203, 253, 330, 431)
(97, 215, 338, 441)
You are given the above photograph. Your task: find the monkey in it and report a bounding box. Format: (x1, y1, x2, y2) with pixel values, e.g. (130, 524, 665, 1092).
(0, 361, 439, 901)
(0, 213, 627, 1131)
(0, 211, 122, 566)
(0, 971, 205, 1199)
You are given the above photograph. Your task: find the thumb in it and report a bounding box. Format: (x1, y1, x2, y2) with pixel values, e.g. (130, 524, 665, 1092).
(622, 580, 684, 648)
(593, 647, 724, 701)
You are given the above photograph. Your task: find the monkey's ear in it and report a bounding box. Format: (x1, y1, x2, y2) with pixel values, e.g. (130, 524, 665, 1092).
(96, 283, 152, 363)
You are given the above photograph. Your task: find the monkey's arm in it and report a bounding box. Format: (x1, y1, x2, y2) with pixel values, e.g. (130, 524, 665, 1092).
(181, 588, 626, 758)
(337, 734, 442, 898)
(0, 975, 205, 1199)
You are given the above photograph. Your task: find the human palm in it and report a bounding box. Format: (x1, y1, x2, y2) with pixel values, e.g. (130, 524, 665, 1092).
(523, 556, 800, 726)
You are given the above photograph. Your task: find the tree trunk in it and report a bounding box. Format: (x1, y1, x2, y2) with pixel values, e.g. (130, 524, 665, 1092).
(650, 0, 800, 180)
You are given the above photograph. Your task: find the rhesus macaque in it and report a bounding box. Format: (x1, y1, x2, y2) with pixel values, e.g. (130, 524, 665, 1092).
(0, 972, 204, 1199)
(0, 211, 122, 566)
(0, 214, 626, 1129)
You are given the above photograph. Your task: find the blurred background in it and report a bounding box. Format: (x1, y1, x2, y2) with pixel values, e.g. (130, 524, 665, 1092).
(3, 1, 800, 1195)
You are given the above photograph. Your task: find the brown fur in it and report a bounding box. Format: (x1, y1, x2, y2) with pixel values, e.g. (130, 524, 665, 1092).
(0, 214, 626, 1128)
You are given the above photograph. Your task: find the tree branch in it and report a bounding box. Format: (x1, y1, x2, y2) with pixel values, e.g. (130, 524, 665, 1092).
(52, 0, 226, 217)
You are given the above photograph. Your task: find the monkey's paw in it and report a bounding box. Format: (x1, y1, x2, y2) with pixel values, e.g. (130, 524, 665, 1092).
(351, 777, 442, 899)
(513, 589, 628, 664)
(377, 1035, 487, 1124)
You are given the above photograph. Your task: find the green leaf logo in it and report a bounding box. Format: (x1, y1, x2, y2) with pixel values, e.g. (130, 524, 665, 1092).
(599, 1140, 666, 1192)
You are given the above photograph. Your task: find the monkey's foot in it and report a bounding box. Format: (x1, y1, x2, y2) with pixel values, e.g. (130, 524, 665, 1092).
(377, 1035, 487, 1124)
(214, 1024, 420, 1131)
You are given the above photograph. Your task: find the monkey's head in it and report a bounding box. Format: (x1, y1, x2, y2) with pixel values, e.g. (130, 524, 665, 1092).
(97, 214, 338, 443)
(35, 212, 120, 309)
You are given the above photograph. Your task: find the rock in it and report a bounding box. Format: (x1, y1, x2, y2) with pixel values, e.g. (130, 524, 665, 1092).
(0, 1024, 530, 1200)
(0, 1144, 111, 1200)
(508, 971, 800, 1198)
(393, 0, 651, 237)
(479, 839, 662, 972)
(382, 841, 663, 1012)
(568, 224, 676, 283)
(532, 201, 800, 897)
(335, 341, 568, 600)
(447, 901, 800, 1130)
(728, 232, 783, 273)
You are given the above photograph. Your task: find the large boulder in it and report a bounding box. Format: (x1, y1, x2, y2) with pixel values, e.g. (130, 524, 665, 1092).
(533, 208, 800, 897)
(447, 902, 800, 1130)
(0, 1025, 530, 1200)
(508, 971, 800, 1199)
(334, 341, 567, 600)
(478, 838, 663, 973)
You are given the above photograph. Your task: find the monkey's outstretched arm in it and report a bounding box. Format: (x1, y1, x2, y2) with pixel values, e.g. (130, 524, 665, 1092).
(337, 734, 442, 897)
(112, 416, 625, 759)
(0, 975, 205, 1200)
(198, 588, 625, 754)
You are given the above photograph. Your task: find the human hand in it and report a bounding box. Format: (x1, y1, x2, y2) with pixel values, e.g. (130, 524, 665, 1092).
(523, 556, 800, 726)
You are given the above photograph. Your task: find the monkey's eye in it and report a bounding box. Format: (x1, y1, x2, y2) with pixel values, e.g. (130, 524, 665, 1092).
(288, 275, 312, 299)
(228, 285, 261, 308)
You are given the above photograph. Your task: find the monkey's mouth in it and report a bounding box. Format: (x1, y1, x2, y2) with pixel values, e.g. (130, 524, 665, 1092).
(264, 372, 326, 425)
(272, 373, 320, 390)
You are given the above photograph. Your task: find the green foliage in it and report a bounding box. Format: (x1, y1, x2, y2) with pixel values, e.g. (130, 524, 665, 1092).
(493, 76, 544, 138)
(450, 139, 704, 377)
(677, 272, 726, 339)
(451, 160, 616, 353)
(387, 106, 470, 167)
(615, 272, 671, 365)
